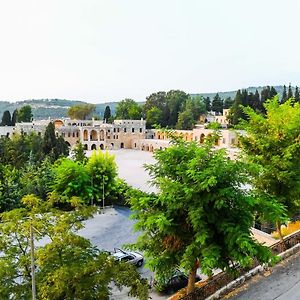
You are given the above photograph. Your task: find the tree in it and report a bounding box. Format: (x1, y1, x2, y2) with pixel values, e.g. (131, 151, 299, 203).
(115, 99, 142, 120)
(287, 83, 293, 100)
(166, 90, 189, 127)
(11, 109, 18, 126)
(67, 104, 96, 120)
(129, 137, 281, 295)
(281, 85, 287, 103)
(294, 86, 300, 103)
(72, 141, 87, 163)
(86, 150, 118, 206)
(18, 105, 33, 122)
(43, 122, 57, 157)
(176, 109, 195, 130)
(204, 97, 211, 111)
(146, 107, 163, 129)
(1, 110, 12, 126)
(0, 195, 148, 299)
(51, 158, 92, 206)
(228, 90, 243, 125)
(103, 105, 111, 122)
(211, 93, 223, 114)
(239, 97, 300, 243)
(223, 97, 234, 109)
(144, 92, 168, 127)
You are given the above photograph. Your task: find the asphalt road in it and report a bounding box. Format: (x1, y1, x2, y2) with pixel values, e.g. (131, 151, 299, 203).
(228, 251, 300, 300)
(78, 206, 166, 300)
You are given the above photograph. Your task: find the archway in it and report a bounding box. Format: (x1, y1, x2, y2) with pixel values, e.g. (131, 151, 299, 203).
(90, 130, 98, 141)
(91, 144, 97, 150)
(120, 142, 124, 149)
(83, 130, 88, 141)
(100, 144, 104, 150)
(84, 144, 88, 150)
(111, 143, 114, 149)
(100, 130, 105, 141)
(200, 133, 205, 144)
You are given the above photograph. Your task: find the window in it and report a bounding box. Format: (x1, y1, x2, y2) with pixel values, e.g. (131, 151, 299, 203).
(124, 128, 127, 133)
(132, 128, 134, 133)
(140, 128, 142, 133)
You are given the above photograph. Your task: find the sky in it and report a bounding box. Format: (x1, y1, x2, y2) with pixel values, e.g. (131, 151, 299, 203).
(0, 0, 299, 103)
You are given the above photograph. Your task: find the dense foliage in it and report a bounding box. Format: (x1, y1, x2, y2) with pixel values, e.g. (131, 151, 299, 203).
(0, 195, 148, 300)
(239, 97, 300, 241)
(129, 137, 283, 294)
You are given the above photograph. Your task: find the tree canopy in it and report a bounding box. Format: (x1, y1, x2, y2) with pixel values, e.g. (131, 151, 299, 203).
(67, 104, 96, 120)
(129, 137, 282, 294)
(18, 105, 33, 122)
(239, 97, 300, 240)
(115, 99, 142, 120)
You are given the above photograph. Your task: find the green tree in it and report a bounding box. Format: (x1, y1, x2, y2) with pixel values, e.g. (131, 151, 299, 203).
(223, 97, 234, 109)
(281, 85, 287, 103)
(211, 93, 223, 114)
(51, 158, 92, 206)
(240, 97, 300, 243)
(146, 107, 163, 129)
(86, 150, 118, 206)
(166, 90, 189, 127)
(287, 83, 293, 100)
(176, 109, 195, 130)
(0, 196, 148, 300)
(43, 122, 57, 158)
(18, 105, 33, 122)
(144, 91, 168, 127)
(294, 86, 300, 103)
(11, 109, 18, 126)
(129, 137, 281, 294)
(1, 110, 12, 126)
(115, 99, 142, 120)
(228, 90, 243, 125)
(204, 96, 211, 111)
(103, 105, 111, 122)
(67, 104, 96, 120)
(72, 141, 87, 164)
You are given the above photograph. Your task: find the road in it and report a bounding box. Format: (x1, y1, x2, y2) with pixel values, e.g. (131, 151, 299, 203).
(228, 251, 300, 300)
(79, 206, 166, 300)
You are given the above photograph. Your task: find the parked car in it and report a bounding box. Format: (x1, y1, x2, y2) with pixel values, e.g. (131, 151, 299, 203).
(154, 270, 201, 294)
(112, 248, 144, 267)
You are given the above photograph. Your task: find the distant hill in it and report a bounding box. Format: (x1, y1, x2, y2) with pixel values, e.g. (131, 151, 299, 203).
(0, 85, 294, 120)
(193, 85, 294, 100)
(0, 99, 119, 120)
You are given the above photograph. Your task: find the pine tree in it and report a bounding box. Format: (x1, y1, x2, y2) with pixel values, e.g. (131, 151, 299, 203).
(287, 83, 293, 100)
(281, 85, 287, 103)
(11, 109, 18, 126)
(294, 86, 300, 103)
(270, 86, 278, 99)
(103, 105, 111, 122)
(211, 93, 223, 114)
(1, 110, 12, 126)
(204, 97, 211, 111)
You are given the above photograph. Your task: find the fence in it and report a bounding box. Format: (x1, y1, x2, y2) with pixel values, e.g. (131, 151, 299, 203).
(180, 229, 300, 300)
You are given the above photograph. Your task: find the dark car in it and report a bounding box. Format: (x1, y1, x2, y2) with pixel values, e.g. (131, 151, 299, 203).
(155, 270, 201, 294)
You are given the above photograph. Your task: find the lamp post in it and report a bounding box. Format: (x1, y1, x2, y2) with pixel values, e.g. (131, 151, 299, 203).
(102, 176, 105, 209)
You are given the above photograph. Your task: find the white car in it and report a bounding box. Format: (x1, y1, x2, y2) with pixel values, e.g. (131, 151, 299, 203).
(112, 248, 144, 267)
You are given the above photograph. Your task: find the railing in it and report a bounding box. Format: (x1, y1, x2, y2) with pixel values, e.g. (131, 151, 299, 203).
(180, 229, 300, 300)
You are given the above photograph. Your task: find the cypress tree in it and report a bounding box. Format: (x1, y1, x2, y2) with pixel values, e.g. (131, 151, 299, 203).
(11, 109, 18, 125)
(1, 110, 12, 126)
(43, 122, 57, 157)
(211, 93, 223, 114)
(281, 85, 287, 103)
(287, 83, 293, 100)
(270, 86, 278, 99)
(294, 86, 300, 103)
(103, 105, 111, 122)
(204, 97, 211, 111)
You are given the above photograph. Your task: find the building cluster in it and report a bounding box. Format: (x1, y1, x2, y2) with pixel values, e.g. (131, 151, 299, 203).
(0, 109, 240, 158)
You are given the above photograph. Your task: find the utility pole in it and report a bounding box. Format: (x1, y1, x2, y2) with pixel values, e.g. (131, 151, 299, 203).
(30, 220, 37, 300)
(102, 176, 105, 209)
